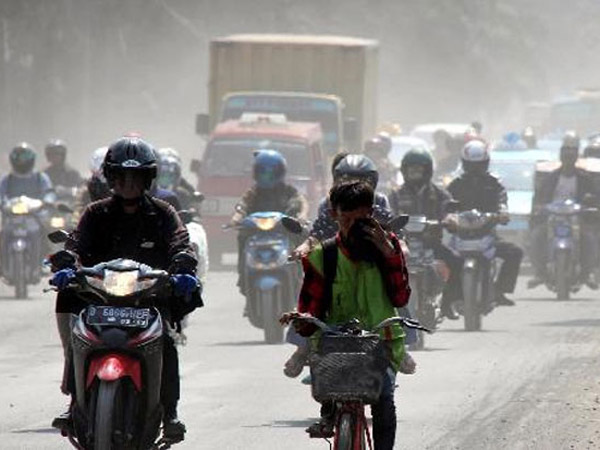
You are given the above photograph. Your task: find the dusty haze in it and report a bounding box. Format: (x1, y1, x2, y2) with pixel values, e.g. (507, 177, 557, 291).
(0, 0, 598, 170)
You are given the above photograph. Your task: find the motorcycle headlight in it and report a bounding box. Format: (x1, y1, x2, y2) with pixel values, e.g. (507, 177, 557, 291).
(50, 216, 66, 228)
(102, 270, 139, 296)
(252, 217, 277, 231)
(11, 202, 28, 215)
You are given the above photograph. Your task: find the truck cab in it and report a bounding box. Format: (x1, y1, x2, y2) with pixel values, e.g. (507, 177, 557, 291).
(199, 114, 328, 267)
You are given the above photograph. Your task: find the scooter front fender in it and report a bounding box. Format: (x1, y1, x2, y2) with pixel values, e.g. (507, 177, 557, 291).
(86, 354, 142, 391)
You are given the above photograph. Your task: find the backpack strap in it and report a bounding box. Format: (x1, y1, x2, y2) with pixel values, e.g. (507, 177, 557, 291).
(322, 237, 338, 317)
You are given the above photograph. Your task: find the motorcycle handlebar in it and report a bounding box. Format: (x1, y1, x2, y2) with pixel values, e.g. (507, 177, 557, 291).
(280, 313, 432, 334)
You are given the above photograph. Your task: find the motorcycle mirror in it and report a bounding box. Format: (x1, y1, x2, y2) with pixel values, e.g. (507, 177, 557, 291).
(48, 230, 70, 244)
(48, 250, 76, 269)
(281, 216, 303, 234)
(235, 204, 245, 214)
(387, 215, 409, 230)
(445, 200, 461, 214)
(56, 203, 74, 214)
(192, 191, 205, 203)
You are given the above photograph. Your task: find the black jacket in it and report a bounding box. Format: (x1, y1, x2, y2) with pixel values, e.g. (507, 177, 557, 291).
(389, 182, 453, 221)
(447, 172, 507, 213)
(56, 195, 201, 318)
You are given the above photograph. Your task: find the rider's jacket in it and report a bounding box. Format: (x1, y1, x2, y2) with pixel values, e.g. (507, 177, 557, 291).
(310, 192, 393, 240)
(532, 167, 596, 211)
(389, 182, 452, 221)
(57, 194, 199, 317)
(298, 233, 410, 371)
(0, 172, 55, 202)
(233, 183, 309, 221)
(44, 165, 83, 188)
(447, 172, 507, 213)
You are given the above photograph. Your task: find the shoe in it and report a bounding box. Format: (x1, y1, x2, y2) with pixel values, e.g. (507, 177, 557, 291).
(441, 302, 459, 320)
(306, 418, 334, 438)
(51, 408, 72, 431)
(283, 347, 309, 378)
(495, 294, 515, 306)
(399, 351, 417, 375)
(527, 276, 545, 289)
(163, 417, 186, 442)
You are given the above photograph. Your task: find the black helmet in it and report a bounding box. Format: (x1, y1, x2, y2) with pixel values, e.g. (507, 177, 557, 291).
(45, 139, 67, 158)
(584, 139, 600, 158)
(103, 136, 157, 189)
(10, 142, 36, 175)
(401, 148, 434, 183)
(333, 154, 379, 188)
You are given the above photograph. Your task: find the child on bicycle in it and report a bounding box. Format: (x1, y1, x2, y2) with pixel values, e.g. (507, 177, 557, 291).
(293, 180, 412, 450)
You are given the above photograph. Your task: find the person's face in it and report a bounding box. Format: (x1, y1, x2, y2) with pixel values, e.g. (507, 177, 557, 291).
(47, 152, 66, 167)
(560, 147, 578, 170)
(405, 165, 425, 184)
(331, 205, 373, 238)
(112, 171, 146, 199)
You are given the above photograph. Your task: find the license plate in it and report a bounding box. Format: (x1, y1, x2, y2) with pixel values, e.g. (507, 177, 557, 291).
(86, 306, 150, 328)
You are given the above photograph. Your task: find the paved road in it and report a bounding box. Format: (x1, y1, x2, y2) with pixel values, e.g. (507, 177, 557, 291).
(1, 272, 600, 449)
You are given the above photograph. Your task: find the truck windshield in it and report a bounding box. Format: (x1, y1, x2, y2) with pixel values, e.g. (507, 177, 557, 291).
(221, 95, 339, 150)
(204, 139, 311, 177)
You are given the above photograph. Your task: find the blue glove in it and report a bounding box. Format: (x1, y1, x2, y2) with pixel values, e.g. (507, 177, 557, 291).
(50, 268, 76, 290)
(171, 274, 199, 298)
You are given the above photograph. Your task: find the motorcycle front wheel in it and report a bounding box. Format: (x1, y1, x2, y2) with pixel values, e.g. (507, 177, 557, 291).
(94, 380, 120, 450)
(14, 252, 27, 299)
(261, 287, 284, 344)
(462, 266, 482, 331)
(555, 250, 571, 300)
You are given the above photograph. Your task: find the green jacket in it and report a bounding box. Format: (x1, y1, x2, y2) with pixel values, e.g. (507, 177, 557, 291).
(301, 238, 410, 371)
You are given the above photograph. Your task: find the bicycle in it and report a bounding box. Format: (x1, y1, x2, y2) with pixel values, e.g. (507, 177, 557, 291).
(280, 312, 431, 450)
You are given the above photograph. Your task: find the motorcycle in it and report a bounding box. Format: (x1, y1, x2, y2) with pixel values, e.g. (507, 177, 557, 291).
(543, 199, 595, 300)
(448, 209, 499, 331)
(48, 247, 183, 450)
(226, 211, 302, 344)
(0, 195, 50, 298)
(403, 215, 447, 349)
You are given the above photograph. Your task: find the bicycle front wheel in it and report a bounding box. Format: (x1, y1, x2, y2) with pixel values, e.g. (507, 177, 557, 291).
(335, 412, 354, 450)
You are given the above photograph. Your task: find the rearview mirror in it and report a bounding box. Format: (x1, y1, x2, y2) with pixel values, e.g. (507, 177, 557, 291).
(195, 114, 210, 136)
(281, 216, 304, 234)
(48, 230, 70, 244)
(190, 158, 202, 174)
(387, 215, 409, 231)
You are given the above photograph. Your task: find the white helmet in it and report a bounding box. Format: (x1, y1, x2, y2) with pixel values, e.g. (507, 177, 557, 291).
(461, 140, 490, 174)
(89, 146, 109, 176)
(157, 147, 181, 164)
(461, 140, 489, 162)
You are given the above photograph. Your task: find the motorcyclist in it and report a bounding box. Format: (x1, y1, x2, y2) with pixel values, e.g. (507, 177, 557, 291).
(389, 148, 463, 319)
(447, 140, 523, 306)
(522, 127, 538, 149)
(229, 149, 309, 298)
(289, 179, 411, 449)
(0, 143, 56, 203)
(305, 154, 394, 246)
(528, 133, 599, 289)
(51, 136, 202, 441)
(156, 148, 202, 210)
(43, 140, 83, 196)
(364, 133, 397, 193)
